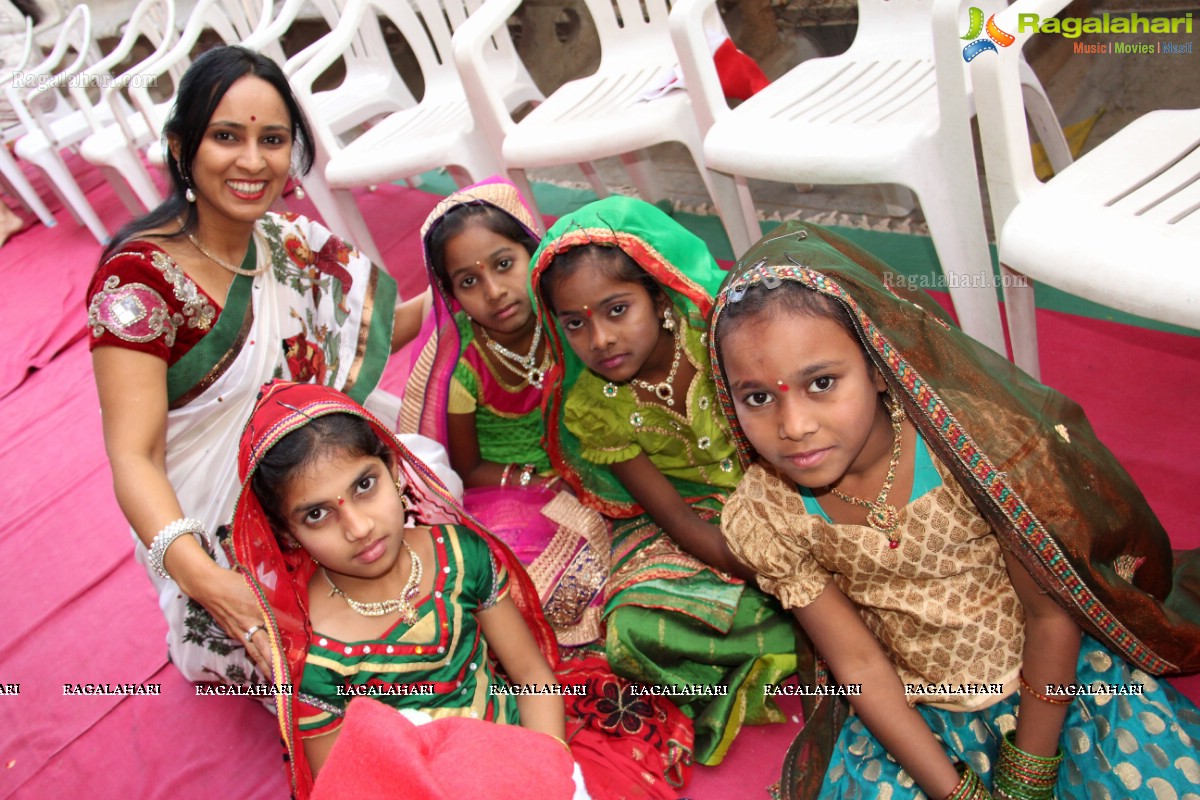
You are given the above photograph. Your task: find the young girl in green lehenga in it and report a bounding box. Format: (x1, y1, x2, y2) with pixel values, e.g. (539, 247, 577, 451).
(708, 222, 1200, 799)
(530, 195, 800, 764)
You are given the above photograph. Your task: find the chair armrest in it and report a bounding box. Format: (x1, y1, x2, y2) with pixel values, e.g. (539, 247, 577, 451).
(289, 0, 371, 158)
(244, 0, 311, 52)
(68, 2, 171, 134)
(451, 0, 525, 155)
(290, 0, 368, 94)
(967, 0, 1075, 227)
(668, 0, 727, 132)
(240, 0, 288, 63)
(283, 31, 331, 76)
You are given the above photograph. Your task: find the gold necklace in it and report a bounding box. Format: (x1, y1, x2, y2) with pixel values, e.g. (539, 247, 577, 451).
(631, 322, 683, 406)
(178, 218, 269, 277)
(828, 400, 906, 548)
(322, 541, 423, 620)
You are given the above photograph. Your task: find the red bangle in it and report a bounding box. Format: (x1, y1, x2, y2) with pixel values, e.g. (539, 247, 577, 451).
(500, 463, 515, 488)
(1018, 669, 1073, 706)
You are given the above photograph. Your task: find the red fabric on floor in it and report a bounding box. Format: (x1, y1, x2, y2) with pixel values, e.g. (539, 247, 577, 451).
(1, 169, 1197, 800)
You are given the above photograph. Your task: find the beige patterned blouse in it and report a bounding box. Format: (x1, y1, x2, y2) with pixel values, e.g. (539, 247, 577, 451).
(723, 452, 1024, 711)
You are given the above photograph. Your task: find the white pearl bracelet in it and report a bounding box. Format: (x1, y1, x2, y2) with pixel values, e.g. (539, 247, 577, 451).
(148, 517, 211, 580)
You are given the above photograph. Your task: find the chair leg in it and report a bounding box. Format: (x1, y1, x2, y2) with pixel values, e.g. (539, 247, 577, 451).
(1018, 61, 1072, 176)
(1000, 263, 1040, 378)
(27, 148, 108, 243)
(577, 161, 609, 198)
(507, 169, 546, 236)
(302, 174, 387, 268)
(0, 147, 56, 227)
(880, 184, 917, 217)
(620, 148, 665, 205)
(101, 165, 147, 216)
(107, 147, 162, 211)
(911, 179, 1006, 355)
(701, 166, 760, 258)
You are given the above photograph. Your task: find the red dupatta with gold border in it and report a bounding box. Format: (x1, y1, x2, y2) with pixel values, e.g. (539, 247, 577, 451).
(227, 380, 557, 799)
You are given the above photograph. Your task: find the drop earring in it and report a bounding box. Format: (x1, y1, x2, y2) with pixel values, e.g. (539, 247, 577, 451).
(185, 180, 196, 203)
(662, 307, 676, 331)
(886, 390, 907, 424)
(291, 170, 306, 200)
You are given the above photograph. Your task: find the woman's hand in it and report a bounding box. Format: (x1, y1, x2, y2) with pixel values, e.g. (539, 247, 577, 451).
(181, 558, 274, 676)
(94, 347, 272, 676)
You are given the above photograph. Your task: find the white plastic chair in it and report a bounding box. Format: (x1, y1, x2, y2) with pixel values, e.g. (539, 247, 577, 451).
(5, 5, 111, 242)
(0, 17, 56, 229)
(125, 0, 274, 171)
(251, 0, 419, 266)
(967, 0, 1200, 377)
(453, 0, 721, 231)
(291, 0, 542, 265)
(670, 0, 1073, 356)
(74, 0, 178, 213)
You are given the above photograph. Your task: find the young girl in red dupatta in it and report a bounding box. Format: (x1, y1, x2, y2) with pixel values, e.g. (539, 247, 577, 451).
(708, 223, 1200, 799)
(398, 177, 611, 650)
(230, 381, 691, 799)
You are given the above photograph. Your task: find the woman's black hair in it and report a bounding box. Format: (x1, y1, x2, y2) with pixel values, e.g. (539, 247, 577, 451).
(101, 45, 316, 261)
(538, 244, 663, 314)
(251, 413, 392, 540)
(425, 202, 540, 293)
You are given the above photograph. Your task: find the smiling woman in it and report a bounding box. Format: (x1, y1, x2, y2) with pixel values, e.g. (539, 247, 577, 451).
(85, 46, 427, 687)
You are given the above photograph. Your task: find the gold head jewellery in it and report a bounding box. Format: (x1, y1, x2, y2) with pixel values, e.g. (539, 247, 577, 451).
(828, 395, 906, 548)
(322, 540, 423, 621)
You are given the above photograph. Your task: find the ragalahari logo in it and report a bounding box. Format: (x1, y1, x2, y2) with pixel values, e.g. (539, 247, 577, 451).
(961, 7, 1015, 61)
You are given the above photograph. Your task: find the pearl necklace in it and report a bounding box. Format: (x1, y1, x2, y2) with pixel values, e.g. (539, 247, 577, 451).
(322, 541, 423, 620)
(178, 218, 269, 277)
(828, 401, 906, 548)
(481, 324, 547, 389)
(631, 322, 683, 407)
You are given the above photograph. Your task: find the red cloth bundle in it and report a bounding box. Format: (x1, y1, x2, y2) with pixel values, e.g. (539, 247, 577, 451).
(312, 698, 577, 800)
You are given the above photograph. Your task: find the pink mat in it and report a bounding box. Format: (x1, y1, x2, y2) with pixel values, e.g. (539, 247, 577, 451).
(1, 167, 1197, 800)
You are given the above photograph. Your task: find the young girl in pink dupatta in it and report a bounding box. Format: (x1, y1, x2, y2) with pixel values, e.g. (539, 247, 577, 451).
(398, 178, 610, 649)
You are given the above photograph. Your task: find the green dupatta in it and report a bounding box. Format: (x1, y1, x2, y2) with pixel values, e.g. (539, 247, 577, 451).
(707, 221, 1200, 797)
(530, 196, 733, 517)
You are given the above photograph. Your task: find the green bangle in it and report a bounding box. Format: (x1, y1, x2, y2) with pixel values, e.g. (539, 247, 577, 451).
(943, 763, 990, 800)
(994, 731, 1062, 800)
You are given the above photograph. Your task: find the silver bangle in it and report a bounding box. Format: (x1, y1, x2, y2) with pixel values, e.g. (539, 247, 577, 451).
(518, 464, 536, 488)
(148, 517, 211, 580)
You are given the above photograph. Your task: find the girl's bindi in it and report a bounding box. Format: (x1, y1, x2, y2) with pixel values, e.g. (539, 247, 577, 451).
(583, 305, 592, 318)
(250, 115, 256, 121)
(336, 496, 345, 506)
(776, 380, 789, 392)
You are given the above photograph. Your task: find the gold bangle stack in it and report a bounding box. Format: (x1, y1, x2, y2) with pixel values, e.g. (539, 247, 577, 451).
(994, 731, 1063, 800)
(943, 763, 990, 800)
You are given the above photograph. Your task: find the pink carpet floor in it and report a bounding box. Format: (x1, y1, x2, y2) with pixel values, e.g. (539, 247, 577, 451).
(0, 160, 1197, 800)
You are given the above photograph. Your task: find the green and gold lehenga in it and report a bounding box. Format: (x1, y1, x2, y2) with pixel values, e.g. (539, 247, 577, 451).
(707, 222, 1200, 798)
(531, 196, 800, 765)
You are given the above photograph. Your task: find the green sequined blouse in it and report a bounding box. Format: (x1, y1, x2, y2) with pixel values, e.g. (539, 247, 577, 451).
(563, 324, 741, 493)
